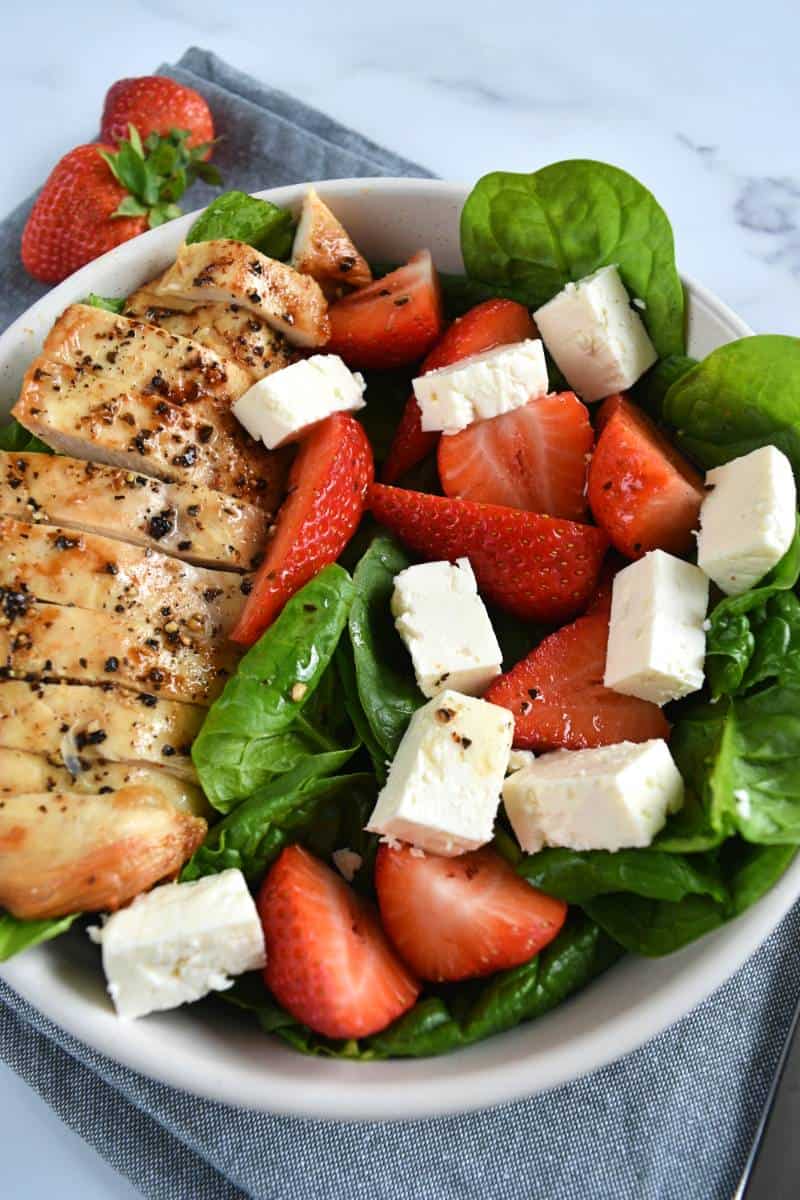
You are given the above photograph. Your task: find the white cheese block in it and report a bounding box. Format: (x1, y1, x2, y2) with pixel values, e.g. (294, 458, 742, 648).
(366, 688, 514, 855)
(533, 265, 657, 402)
(502, 739, 684, 854)
(233, 353, 365, 449)
(412, 339, 547, 434)
(91, 869, 266, 1019)
(696, 446, 797, 595)
(604, 550, 709, 706)
(391, 558, 502, 697)
(507, 749, 537, 774)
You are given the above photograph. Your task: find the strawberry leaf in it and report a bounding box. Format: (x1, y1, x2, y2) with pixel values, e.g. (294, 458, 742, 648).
(111, 195, 149, 219)
(100, 127, 223, 231)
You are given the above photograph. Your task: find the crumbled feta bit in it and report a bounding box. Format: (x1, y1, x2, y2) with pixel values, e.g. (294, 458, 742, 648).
(502, 739, 684, 853)
(734, 788, 752, 819)
(507, 749, 537, 774)
(332, 848, 363, 882)
(413, 339, 547, 434)
(696, 446, 797, 595)
(366, 689, 514, 855)
(391, 558, 502, 697)
(604, 550, 709, 706)
(233, 354, 365, 449)
(533, 265, 657, 402)
(91, 869, 265, 1019)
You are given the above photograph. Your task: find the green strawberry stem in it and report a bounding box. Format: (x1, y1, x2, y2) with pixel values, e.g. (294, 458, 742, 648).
(101, 124, 222, 229)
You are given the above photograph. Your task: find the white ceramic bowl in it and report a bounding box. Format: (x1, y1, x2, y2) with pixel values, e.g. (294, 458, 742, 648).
(1, 179, 795, 1123)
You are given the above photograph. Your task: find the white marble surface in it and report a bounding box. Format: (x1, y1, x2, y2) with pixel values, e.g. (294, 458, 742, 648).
(1, 0, 798, 1195)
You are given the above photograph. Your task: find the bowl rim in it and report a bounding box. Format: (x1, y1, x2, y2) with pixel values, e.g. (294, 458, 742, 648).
(3, 176, 796, 1124)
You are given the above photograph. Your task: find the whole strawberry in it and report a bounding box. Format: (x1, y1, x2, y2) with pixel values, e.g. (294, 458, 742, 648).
(21, 144, 147, 283)
(101, 76, 214, 157)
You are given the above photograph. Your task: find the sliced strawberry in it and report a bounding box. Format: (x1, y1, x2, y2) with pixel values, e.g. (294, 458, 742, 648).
(375, 844, 567, 983)
(259, 846, 420, 1040)
(369, 483, 608, 624)
(383, 299, 537, 483)
(231, 414, 373, 645)
(484, 593, 669, 750)
(438, 392, 593, 519)
(588, 396, 704, 559)
(326, 251, 443, 370)
(594, 392, 628, 433)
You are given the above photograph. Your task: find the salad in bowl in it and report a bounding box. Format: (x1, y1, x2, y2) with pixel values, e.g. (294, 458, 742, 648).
(1, 161, 799, 1081)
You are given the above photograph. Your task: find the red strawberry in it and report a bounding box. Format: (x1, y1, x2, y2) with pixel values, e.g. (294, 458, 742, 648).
(369, 483, 608, 623)
(588, 396, 704, 559)
(326, 252, 443, 370)
(438, 391, 594, 519)
(259, 845, 420, 1039)
(21, 145, 148, 284)
(231, 414, 373, 645)
(484, 592, 669, 751)
(383, 298, 537, 483)
(101, 76, 214, 156)
(375, 844, 567, 982)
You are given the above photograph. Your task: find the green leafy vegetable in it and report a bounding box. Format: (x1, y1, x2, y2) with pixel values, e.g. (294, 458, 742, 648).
(186, 190, 294, 259)
(348, 536, 423, 760)
(192, 565, 355, 811)
(584, 892, 726, 956)
(460, 161, 685, 356)
(101, 127, 221, 230)
(723, 841, 797, 916)
(633, 354, 698, 420)
(0, 912, 79, 963)
(663, 335, 800, 474)
(356, 369, 414, 464)
(334, 639, 389, 783)
(84, 293, 126, 314)
(0, 420, 52, 454)
(517, 847, 727, 904)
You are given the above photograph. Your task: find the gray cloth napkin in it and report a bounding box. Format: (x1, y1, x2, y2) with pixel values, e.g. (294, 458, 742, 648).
(0, 46, 797, 1200)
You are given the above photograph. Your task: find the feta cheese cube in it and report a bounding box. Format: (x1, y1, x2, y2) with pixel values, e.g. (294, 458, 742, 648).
(366, 689, 514, 855)
(502, 739, 683, 854)
(91, 869, 266, 1019)
(533, 265, 657, 402)
(391, 558, 502, 697)
(696, 446, 797, 595)
(604, 550, 709, 705)
(233, 354, 365, 449)
(413, 339, 548, 434)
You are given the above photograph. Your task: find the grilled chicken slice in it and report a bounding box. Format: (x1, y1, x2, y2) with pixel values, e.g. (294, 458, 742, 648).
(0, 788, 206, 919)
(0, 597, 239, 706)
(155, 240, 330, 347)
(0, 453, 270, 572)
(0, 680, 202, 780)
(125, 279, 296, 383)
(0, 747, 208, 817)
(12, 305, 287, 507)
(291, 188, 372, 297)
(0, 517, 246, 639)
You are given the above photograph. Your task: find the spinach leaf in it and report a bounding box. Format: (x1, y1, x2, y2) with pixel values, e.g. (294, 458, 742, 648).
(84, 293, 125, 314)
(348, 536, 423, 759)
(705, 519, 800, 697)
(723, 841, 797, 916)
(0, 420, 52, 454)
(221, 913, 622, 1059)
(633, 354, 698, 421)
(460, 161, 685, 356)
(334, 639, 389, 783)
(192, 565, 355, 811)
(488, 605, 548, 669)
(663, 335, 800, 474)
(517, 847, 727, 904)
(186, 190, 294, 259)
(0, 912, 78, 963)
(356, 369, 414, 465)
(181, 751, 367, 885)
(584, 893, 726, 956)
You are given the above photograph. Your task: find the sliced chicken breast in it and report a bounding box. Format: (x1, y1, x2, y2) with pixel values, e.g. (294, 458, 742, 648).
(0, 788, 206, 919)
(0, 747, 208, 817)
(0, 453, 270, 572)
(0, 680, 202, 780)
(291, 187, 373, 297)
(125, 281, 296, 383)
(0, 598, 239, 705)
(155, 240, 330, 347)
(0, 516, 247, 639)
(12, 305, 287, 507)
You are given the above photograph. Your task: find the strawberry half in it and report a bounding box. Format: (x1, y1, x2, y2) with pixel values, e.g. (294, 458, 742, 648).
(438, 391, 594, 519)
(259, 845, 420, 1039)
(484, 592, 669, 751)
(588, 395, 704, 559)
(369, 483, 608, 623)
(375, 844, 567, 982)
(231, 414, 373, 645)
(383, 298, 537, 483)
